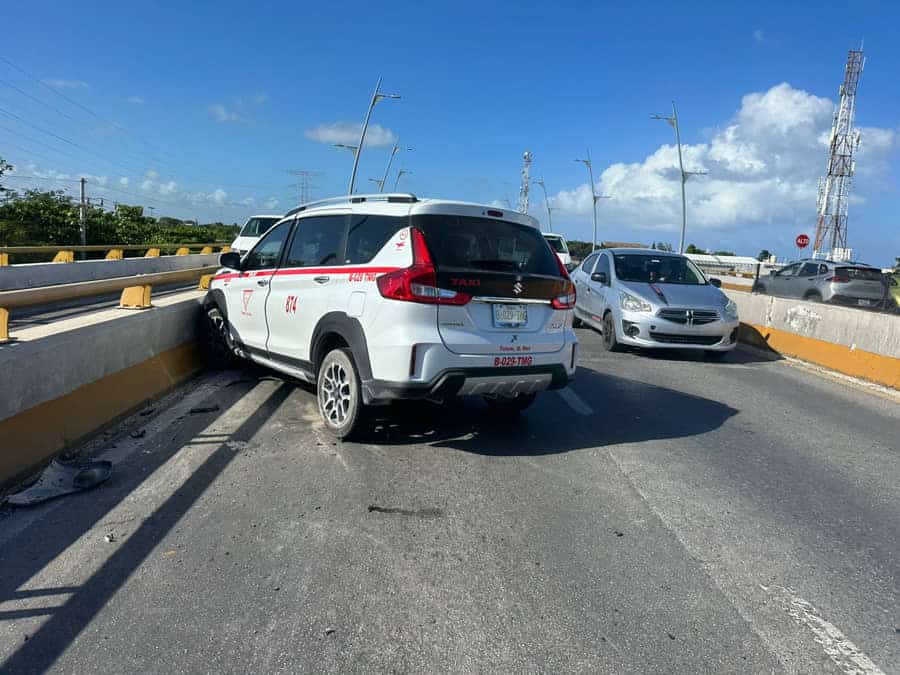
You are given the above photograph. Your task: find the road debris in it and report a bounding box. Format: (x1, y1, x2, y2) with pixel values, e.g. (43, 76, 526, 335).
(7, 459, 112, 506)
(104, 533, 116, 543)
(367, 505, 444, 518)
(130, 429, 146, 439)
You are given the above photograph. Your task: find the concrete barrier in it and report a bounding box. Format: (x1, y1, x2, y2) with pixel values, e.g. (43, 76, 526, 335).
(0, 254, 221, 291)
(0, 290, 206, 488)
(727, 289, 900, 388)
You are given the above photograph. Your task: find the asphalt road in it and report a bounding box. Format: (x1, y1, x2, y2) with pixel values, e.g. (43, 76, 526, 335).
(1, 328, 898, 673)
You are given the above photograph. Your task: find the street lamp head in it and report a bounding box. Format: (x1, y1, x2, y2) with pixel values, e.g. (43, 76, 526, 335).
(376, 93, 401, 102)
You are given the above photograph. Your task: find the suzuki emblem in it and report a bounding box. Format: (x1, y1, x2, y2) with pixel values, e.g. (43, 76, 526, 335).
(513, 281, 523, 295)
(686, 309, 694, 327)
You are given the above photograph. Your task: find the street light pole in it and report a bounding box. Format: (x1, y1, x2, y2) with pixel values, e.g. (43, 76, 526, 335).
(574, 149, 610, 252)
(532, 177, 553, 232)
(348, 76, 401, 195)
(379, 144, 412, 193)
(652, 101, 705, 254)
(393, 169, 412, 191)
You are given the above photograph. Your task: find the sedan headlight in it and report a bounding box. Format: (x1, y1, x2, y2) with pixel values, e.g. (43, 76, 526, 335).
(724, 299, 739, 320)
(620, 291, 652, 313)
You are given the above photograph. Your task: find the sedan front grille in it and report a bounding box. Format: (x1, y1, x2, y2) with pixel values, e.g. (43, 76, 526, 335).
(657, 308, 719, 325)
(649, 332, 723, 346)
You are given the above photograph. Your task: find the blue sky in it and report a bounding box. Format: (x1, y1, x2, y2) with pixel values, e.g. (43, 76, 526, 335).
(3, 0, 898, 265)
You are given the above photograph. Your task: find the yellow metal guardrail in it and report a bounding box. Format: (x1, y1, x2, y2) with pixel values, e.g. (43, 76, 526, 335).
(0, 266, 219, 342)
(0, 243, 230, 265)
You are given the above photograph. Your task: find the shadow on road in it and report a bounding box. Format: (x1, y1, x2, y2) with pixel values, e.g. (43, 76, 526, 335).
(0, 375, 291, 673)
(356, 366, 739, 455)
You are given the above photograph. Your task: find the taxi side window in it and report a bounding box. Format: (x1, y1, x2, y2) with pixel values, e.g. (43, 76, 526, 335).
(243, 221, 292, 271)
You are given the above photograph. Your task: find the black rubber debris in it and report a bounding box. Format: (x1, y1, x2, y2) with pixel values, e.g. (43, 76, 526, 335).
(367, 505, 444, 518)
(189, 405, 221, 414)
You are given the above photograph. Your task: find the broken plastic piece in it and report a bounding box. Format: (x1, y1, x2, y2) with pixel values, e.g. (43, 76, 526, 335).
(7, 459, 112, 506)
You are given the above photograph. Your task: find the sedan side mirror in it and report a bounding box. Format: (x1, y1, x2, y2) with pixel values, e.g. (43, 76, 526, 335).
(709, 278, 722, 288)
(591, 272, 609, 285)
(220, 251, 242, 270)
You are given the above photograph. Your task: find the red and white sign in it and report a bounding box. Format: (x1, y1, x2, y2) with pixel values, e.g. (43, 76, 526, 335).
(796, 233, 810, 249)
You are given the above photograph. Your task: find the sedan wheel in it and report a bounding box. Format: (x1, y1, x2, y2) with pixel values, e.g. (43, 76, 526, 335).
(601, 312, 620, 352)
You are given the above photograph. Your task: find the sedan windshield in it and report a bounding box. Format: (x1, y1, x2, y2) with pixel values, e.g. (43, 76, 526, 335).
(614, 254, 707, 285)
(544, 236, 567, 253)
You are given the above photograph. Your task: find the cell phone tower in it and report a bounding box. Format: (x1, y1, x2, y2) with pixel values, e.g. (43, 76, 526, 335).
(518, 151, 533, 213)
(813, 48, 864, 260)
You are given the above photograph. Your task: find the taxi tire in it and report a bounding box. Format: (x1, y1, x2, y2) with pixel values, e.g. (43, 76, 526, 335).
(483, 392, 537, 415)
(317, 348, 365, 440)
(204, 306, 235, 369)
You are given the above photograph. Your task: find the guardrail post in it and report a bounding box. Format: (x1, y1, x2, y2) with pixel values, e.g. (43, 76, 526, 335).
(145, 248, 160, 257)
(175, 247, 190, 256)
(200, 246, 213, 254)
(0, 308, 8, 342)
(52, 250, 74, 263)
(106, 248, 124, 260)
(120, 284, 153, 309)
(198, 274, 213, 290)
(220, 245, 231, 253)
(0, 253, 8, 266)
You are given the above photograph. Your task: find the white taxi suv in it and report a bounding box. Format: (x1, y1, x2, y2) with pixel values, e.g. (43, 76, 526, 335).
(203, 194, 578, 438)
(230, 214, 283, 255)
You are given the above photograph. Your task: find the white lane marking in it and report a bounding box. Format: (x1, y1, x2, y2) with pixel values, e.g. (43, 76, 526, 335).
(557, 387, 594, 416)
(760, 584, 885, 675)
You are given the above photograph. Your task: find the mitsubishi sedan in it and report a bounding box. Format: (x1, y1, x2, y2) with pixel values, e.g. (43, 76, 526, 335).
(571, 248, 740, 357)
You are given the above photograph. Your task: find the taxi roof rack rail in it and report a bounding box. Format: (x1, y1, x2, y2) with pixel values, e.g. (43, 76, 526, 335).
(285, 193, 418, 218)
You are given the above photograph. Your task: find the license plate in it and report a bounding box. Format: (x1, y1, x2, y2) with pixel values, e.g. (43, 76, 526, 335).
(493, 304, 527, 327)
(858, 299, 873, 307)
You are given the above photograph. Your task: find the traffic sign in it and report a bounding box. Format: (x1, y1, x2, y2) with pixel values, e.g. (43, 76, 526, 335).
(796, 234, 810, 249)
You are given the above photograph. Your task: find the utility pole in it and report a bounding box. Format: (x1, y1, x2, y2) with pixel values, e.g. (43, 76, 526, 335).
(79, 177, 86, 257)
(574, 149, 611, 252)
(652, 102, 705, 254)
(348, 76, 401, 195)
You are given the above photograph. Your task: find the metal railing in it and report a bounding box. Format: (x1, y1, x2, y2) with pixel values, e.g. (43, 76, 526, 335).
(0, 266, 218, 342)
(0, 243, 231, 265)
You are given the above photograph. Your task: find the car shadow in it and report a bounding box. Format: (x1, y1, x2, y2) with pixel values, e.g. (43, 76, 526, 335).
(354, 366, 739, 455)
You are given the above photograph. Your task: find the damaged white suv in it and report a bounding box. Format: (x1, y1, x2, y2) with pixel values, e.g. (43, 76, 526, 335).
(204, 194, 578, 438)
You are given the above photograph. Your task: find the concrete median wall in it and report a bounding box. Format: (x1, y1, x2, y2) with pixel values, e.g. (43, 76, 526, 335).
(0, 254, 221, 291)
(726, 289, 900, 388)
(0, 290, 206, 488)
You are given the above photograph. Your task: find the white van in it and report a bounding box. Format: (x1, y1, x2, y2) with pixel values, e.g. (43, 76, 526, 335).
(230, 215, 283, 255)
(543, 233, 572, 269)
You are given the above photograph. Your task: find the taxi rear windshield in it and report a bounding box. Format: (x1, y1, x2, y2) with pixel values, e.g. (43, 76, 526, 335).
(412, 215, 562, 277)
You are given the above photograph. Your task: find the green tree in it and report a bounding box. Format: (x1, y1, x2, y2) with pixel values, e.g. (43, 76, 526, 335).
(712, 249, 736, 256)
(758, 249, 772, 262)
(0, 156, 12, 194)
(0, 189, 80, 245)
(685, 243, 704, 254)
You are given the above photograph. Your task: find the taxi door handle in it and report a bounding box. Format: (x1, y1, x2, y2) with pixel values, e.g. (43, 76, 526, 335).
(257, 279, 269, 287)
(314, 276, 330, 284)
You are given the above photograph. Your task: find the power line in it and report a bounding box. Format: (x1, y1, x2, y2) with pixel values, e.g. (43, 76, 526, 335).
(0, 77, 76, 120)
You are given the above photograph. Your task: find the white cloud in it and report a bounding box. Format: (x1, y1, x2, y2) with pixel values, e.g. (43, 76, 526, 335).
(753, 29, 765, 43)
(263, 197, 280, 210)
(43, 78, 89, 90)
(240, 196, 256, 207)
(208, 103, 250, 124)
(158, 180, 178, 196)
(127, 96, 145, 104)
(549, 82, 896, 237)
(140, 179, 155, 192)
(304, 122, 397, 147)
(145, 170, 159, 180)
(253, 93, 269, 105)
(119, 177, 129, 187)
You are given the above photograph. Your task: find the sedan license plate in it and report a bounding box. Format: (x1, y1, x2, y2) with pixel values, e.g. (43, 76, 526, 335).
(493, 304, 527, 327)
(857, 299, 873, 307)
